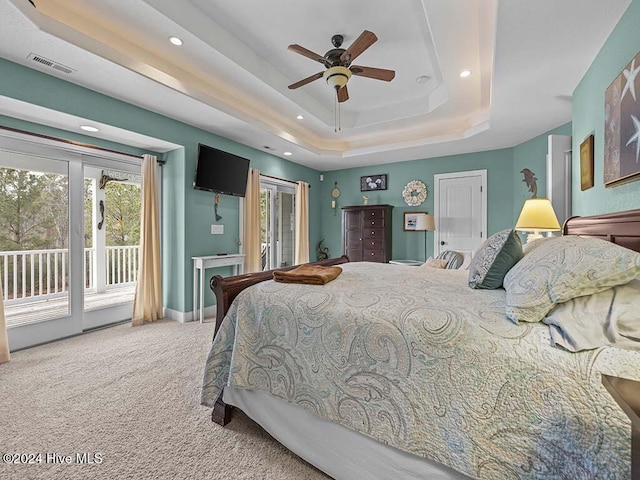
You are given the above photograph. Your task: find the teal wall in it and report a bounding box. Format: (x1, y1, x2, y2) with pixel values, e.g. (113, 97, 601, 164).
(572, 0, 640, 215)
(512, 122, 572, 220)
(319, 149, 515, 262)
(0, 58, 321, 314)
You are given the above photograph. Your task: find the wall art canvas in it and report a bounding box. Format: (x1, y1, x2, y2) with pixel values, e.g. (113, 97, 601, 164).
(605, 51, 640, 187)
(360, 174, 388, 191)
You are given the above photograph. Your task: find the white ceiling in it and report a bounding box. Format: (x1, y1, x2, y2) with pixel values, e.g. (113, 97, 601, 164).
(0, 0, 632, 171)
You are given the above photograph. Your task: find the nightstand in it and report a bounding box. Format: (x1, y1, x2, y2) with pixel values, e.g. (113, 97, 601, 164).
(602, 374, 640, 479)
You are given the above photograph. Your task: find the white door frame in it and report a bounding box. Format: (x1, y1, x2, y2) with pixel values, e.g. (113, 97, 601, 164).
(433, 169, 487, 257)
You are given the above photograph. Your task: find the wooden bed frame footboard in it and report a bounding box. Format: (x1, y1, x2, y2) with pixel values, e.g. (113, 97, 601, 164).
(208, 255, 350, 425)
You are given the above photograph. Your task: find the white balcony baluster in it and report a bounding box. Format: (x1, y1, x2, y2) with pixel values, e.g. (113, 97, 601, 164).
(0, 245, 139, 306)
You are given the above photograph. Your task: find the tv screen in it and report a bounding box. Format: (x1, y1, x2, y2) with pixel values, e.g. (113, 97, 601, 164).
(194, 144, 250, 197)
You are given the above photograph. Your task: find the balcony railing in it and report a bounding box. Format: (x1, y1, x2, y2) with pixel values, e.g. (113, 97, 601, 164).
(0, 246, 140, 305)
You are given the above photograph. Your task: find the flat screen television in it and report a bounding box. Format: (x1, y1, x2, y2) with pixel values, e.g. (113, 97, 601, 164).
(194, 144, 250, 197)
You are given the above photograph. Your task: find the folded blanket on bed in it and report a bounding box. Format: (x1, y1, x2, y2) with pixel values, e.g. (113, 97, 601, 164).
(273, 264, 342, 285)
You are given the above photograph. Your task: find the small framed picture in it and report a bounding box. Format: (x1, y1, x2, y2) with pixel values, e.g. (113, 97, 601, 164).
(404, 212, 427, 231)
(360, 174, 388, 191)
(580, 134, 594, 191)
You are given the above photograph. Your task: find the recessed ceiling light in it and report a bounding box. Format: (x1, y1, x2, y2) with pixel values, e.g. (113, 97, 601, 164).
(80, 125, 99, 132)
(459, 70, 472, 78)
(169, 36, 183, 46)
(415, 75, 430, 84)
(283, 151, 293, 156)
(296, 115, 304, 120)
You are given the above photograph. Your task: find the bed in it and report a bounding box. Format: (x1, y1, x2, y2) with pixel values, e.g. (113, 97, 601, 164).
(201, 209, 640, 480)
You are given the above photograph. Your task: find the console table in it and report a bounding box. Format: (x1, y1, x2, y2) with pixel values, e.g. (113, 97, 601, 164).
(192, 254, 244, 323)
(602, 374, 640, 479)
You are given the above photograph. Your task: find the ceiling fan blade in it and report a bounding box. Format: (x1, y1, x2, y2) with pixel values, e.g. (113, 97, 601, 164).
(350, 65, 395, 82)
(340, 30, 377, 64)
(288, 44, 328, 65)
(288, 71, 324, 89)
(337, 85, 349, 103)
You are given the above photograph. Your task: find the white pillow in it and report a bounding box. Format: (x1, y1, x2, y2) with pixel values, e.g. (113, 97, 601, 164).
(503, 236, 640, 324)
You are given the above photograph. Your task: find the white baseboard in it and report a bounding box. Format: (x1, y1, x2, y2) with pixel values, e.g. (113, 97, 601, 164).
(163, 306, 216, 323)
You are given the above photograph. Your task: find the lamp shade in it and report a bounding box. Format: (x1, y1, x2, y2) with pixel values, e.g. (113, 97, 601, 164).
(415, 213, 435, 231)
(515, 198, 561, 232)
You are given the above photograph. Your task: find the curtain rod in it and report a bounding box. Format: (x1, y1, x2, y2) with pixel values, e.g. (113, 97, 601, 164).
(260, 172, 311, 188)
(0, 125, 144, 160)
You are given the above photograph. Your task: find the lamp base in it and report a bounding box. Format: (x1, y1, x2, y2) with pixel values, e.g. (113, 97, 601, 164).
(525, 232, 544, 244)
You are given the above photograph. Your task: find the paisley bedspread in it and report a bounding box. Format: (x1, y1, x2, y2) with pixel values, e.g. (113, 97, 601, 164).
(201, 262, 640, 479)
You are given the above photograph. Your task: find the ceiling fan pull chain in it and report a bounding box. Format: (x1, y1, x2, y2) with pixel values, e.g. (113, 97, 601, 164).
(333, 92, 340, 133)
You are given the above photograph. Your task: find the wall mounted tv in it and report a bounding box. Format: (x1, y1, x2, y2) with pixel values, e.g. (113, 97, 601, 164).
(194, 144, 250, 197)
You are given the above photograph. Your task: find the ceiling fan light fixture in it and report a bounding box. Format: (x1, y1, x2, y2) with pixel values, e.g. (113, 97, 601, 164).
(323, 66, 352, 89)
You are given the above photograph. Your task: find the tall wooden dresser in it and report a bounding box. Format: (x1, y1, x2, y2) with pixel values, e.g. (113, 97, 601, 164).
(342, 205, 393, 262)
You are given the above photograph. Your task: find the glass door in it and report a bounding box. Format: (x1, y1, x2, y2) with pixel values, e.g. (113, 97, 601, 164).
(260, 179, 295, 271)
(0, 147, 78, 349)
(82, 163, 141, 330)
(1, 133, 144, 350)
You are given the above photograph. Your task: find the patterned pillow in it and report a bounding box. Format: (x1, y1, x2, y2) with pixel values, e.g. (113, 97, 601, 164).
(468, 229, 523, 289)
(422, 257, 448, 269)
(504, 235, 640, 324)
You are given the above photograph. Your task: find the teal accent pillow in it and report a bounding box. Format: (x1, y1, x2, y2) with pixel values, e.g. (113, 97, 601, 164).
(468, 229, 523, 289)
(504, 235, 640, 324)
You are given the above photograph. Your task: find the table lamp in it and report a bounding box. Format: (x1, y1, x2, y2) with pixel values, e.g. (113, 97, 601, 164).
(515, 198, 561, 243)
(415, 213, 436, 261)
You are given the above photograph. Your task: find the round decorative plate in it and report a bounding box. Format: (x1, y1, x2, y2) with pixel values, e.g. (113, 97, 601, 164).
(402, 180, 427, 206)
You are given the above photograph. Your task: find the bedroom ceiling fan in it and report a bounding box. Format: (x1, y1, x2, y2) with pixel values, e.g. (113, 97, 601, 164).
(287, 30, 395, 104)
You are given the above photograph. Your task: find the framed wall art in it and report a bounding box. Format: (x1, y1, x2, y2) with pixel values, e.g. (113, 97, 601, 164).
(604, 50, 640, 187)
(403, 212, 426, 231)
(360, 174, 388, 191)
(580, 135, 594, 191)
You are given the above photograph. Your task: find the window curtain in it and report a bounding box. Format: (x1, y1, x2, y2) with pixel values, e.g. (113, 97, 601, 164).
(294, 181, 310, 265)
(243, 168, 262, 273)
(132, 154, 163, 326)
(0, 284, 9, 364)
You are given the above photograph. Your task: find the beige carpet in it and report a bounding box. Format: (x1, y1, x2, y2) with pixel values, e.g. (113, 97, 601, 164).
(0, 319, 329, 480)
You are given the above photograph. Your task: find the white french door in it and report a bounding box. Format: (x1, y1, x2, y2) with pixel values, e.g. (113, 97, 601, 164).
(0, 131, 142, 350)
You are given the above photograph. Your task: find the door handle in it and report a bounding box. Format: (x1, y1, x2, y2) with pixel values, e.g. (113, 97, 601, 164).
(440, 241, 446, 245)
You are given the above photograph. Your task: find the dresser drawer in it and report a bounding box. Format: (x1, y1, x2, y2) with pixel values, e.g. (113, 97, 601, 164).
(364, 238, 383, 249)
(365, 209, 385, 220)
(363, 249, 384, 262)
(364, 218, 384, 228)
(363, 228, 383, 239)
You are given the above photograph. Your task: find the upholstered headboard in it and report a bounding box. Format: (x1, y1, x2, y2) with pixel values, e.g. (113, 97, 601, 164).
(563, 208, 640, 253)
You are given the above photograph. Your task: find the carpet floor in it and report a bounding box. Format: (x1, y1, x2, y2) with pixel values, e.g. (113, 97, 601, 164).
(0, 319, 329, 480)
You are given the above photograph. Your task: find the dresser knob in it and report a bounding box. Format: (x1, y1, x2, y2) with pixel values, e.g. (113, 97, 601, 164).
(371, 221, 374, 224)
(371, 252, 374, 256)
(371, 231, 375, 235)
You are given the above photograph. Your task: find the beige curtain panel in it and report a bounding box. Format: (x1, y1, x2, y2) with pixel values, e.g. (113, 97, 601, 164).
(132, 154, 163, 326)
(0, 284, 9, 364)
(294, 181, 310, 265)
(243, 168, 262, 273)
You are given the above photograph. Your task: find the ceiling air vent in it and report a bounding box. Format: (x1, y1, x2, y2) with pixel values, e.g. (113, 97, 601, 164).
(27, 53, 75, 75)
